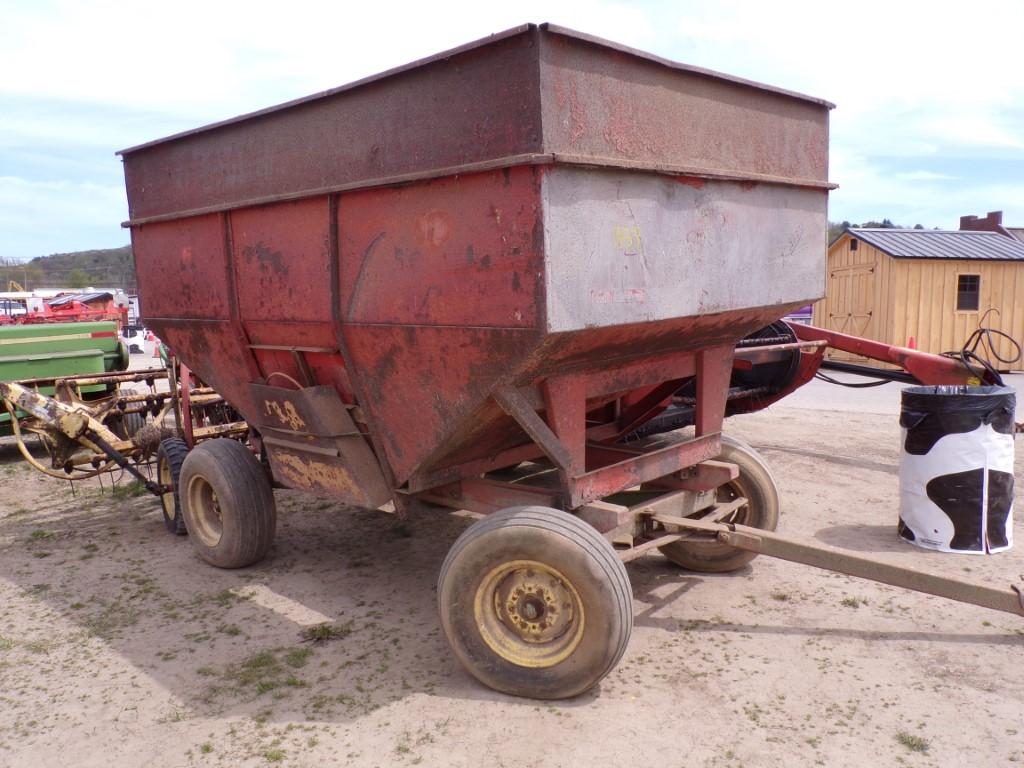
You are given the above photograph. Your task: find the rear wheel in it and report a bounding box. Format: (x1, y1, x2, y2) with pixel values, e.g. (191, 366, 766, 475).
(179, 439, 276, 568)
(438, 506, 632, 699)
(110, 411, 145, 440)
(658, 436, 780, 572)
(156, 437, 189, 535)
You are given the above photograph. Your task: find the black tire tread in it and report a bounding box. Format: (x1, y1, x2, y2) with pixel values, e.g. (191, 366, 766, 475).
(157, 437, 189, 535)
(179, 438, 276, 569)
(438, 506, 632, 698)
(658, 435, 780, 572)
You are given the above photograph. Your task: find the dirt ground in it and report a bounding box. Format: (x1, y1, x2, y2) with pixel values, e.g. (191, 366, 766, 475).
(1, 399, 1023, 768)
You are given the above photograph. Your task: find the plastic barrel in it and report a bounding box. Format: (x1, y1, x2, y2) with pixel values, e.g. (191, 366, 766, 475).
(898, 385, 1015, 554)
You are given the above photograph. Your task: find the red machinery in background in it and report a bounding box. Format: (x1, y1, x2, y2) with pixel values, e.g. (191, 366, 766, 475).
(17, 291, 129, 327)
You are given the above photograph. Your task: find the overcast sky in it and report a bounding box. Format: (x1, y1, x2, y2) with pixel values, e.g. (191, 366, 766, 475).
(2, 0, 1023, 260)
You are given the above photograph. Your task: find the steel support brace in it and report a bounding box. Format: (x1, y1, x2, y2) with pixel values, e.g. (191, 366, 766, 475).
(661, 516, 1024, 618)
(792, 324, 988, 385)
(569, 433, 720, 508)
(493, 384, 575, 471)
(695, 344, 734, 436)
(541, 376, 586, 474)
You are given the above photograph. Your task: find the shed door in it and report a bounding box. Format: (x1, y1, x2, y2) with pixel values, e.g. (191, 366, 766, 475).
(826, 263, 875, 359)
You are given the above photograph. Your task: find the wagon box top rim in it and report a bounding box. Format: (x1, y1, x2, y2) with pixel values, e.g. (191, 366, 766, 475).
(115, 22, 834, 158)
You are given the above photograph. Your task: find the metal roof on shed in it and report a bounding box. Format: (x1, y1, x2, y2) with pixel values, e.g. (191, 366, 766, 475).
(847, 228, 1024, 261)
(48, 291, 113, 306)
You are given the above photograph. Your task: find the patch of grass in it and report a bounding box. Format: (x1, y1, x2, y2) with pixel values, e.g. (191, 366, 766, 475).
(263, 748, 285, 762)
(32, 552, 51, 559)
(243, 651, 277, 673)
(285, 647, 312, 668)
(199, 742, 213, 754)
(218, 624, 242, 637)
(112, 481, 148, 499)
(0, 636, 13, 651)
(83, 601, 139, 639)
(28, 530, 52, 541)
(895, 730, 930, 753)
(770, 592, 790, 602)
(300, 622, 353, 645)
(210, 589, 237, 607)
(840, 596, 866, 609)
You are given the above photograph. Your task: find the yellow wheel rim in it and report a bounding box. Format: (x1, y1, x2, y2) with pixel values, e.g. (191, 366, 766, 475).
(186, 475, 223, 547)
(473, 559, 584, 669)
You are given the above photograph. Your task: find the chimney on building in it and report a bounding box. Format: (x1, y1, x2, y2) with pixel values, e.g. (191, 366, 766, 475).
(960, 211, 1005, 232)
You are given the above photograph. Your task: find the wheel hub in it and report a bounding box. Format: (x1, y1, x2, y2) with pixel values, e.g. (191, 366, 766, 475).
(474, 560, 584, 668)
(186, 475, 224, 547)
(496, 567, 575, 644)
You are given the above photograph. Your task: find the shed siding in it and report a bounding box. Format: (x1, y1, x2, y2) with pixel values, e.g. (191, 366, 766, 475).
(814, 236, 887, 360)
(817, 233, 1024, 369)
(916, 259, 1024, 362)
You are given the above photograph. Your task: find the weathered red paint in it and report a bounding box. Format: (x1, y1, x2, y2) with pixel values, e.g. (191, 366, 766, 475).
(792, 324, 998, 384)
(121, 25, 834, 512)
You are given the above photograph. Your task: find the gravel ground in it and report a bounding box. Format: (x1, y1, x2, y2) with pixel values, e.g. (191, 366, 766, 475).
(1, 381, 1022, 767)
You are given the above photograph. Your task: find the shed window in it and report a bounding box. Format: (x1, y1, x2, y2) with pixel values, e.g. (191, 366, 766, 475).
(850, 239, 858, 251)
(957, 274, 980, 311)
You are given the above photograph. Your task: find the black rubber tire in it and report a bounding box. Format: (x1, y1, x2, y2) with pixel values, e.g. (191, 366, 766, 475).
(438, 506, 632, 699)
(123, 411, 145, 437)
(156, 437, 189, 535)
(111, 411, 145, 440)
(659, 435, 780, 572)
(179, 439, 276, 568)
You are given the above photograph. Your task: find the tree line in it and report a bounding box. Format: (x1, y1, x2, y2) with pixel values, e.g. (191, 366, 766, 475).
(0, 246, 135, 292)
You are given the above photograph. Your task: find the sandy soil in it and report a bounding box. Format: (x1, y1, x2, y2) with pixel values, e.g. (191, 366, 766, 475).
(1, 403, 1023, 768)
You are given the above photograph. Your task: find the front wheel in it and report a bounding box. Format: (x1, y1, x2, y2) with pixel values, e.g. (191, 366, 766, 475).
(438, 506, 632, 699)
(179, 439, 276, 568)
(659, 435, 780, 572)
(156, 437, 189, 535)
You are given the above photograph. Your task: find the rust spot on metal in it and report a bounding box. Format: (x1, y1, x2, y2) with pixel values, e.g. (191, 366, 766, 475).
(244, 242, 287, 274)
(675, 176, 705, 189)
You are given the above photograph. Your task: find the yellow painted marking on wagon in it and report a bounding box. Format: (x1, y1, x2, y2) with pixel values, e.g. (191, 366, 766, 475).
(263, 399, 306, 431)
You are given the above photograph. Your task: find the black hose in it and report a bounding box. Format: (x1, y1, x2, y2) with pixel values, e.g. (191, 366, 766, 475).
(940, 321, 1021, 388)
(814, 372, 892, 388)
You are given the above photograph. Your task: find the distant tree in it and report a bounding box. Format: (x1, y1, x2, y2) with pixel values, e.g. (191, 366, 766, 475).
(67, 268, 90, 288)
(828, 220, 852, 243)
(829, 219, 935, 241)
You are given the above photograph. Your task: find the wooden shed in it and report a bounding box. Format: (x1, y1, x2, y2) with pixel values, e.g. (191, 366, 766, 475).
(813, 228, 1024, 368)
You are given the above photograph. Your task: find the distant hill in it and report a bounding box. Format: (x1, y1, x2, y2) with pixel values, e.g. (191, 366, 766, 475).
(0, 246, 136, 292)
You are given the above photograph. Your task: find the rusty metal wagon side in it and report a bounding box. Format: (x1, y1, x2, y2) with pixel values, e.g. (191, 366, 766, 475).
(118, 24, 1022, 700)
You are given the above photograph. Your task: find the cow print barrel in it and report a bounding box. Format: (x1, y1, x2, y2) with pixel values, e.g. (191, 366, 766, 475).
(898, 385, 1016, 554)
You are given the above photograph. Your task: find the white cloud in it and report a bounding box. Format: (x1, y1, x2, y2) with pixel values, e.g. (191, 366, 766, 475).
(1, 0, 1023, 256)
(0, 176, 127, 259)
(892, 170, 959, 182)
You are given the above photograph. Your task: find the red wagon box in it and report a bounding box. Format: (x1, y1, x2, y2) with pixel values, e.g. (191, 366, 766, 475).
(120, 23, 835, 698)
